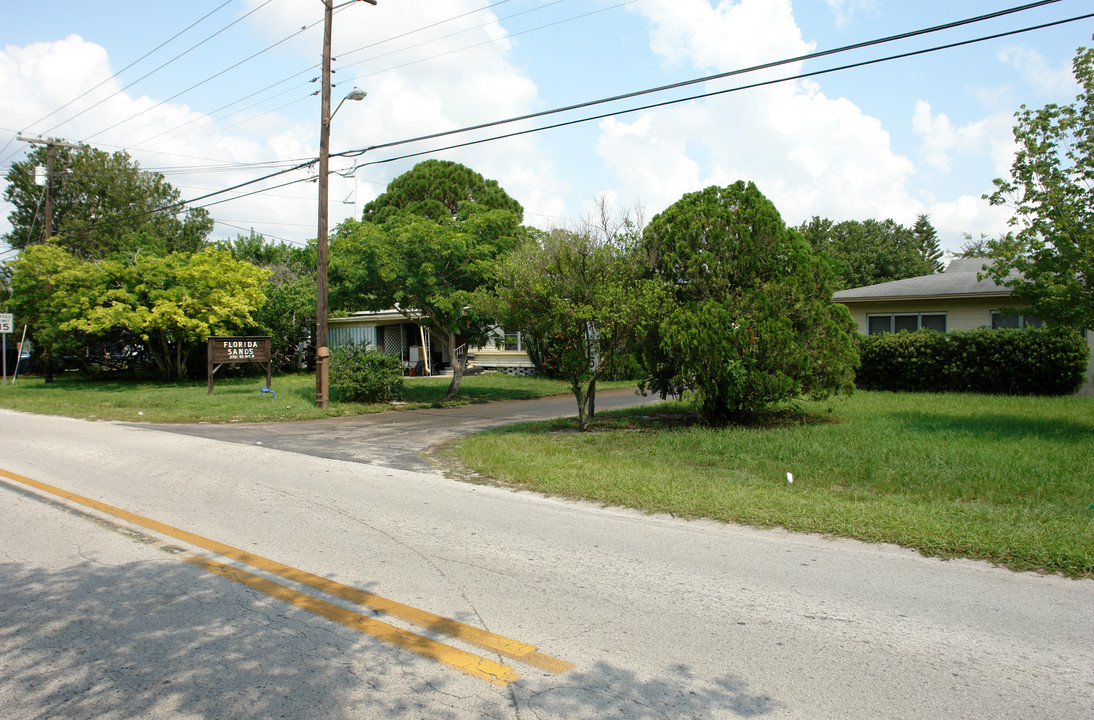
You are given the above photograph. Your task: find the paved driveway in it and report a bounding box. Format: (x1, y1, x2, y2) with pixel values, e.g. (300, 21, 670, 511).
(150, 388, 664, 471)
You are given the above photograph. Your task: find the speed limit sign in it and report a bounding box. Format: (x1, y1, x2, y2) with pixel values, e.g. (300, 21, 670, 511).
(0, 313, 12, 334)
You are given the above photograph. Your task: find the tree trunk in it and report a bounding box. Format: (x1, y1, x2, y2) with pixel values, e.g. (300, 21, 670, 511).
(43, 347, 54, 384)
(571, 380, 590, 431)
(443, 330, 464, 401)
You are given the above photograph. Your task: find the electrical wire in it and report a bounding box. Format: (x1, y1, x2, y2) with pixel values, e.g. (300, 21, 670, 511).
(343, 0, 638, 77)
(353, 11, 1094, 169)
(37, 2, 1091, 240)
(341, 0, 1074, 159)
(81, 6, 322, 143)
(40, 1, 278, 139)
(33, 2, 236, 133)
(0, 2, 238, 168)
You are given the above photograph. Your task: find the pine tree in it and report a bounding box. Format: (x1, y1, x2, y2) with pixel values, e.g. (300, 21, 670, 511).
(913, 213, 944, 273)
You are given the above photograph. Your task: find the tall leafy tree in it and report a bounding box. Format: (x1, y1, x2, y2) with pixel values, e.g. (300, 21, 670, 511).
(331, 209, 523, 400)
(218, 231, 317, 371)
(5, 245, 89, 380)
(984, 43, 1094, 329)
(643, 181, 858, 424)
(335, 161, 526, 400)
(3, 145, 213, 258)
(494, 228, 663, 430)
(797, 216, 933, 289)
(361, 159, 523, 224)
(913, 213, 944, 273)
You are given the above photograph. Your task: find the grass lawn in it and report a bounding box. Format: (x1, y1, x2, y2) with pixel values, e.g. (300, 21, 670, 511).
(0, 372, 595, 423)
(440, 391, 1094, 578)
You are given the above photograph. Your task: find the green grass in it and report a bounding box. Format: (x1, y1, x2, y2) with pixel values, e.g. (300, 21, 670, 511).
(441, 391, 1094, 578)
(0, 372, 601, 423)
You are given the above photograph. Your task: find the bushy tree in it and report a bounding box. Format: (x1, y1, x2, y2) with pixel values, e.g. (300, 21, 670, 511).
(797, 216, 933, 289)
(331, 209, 523, 400)
(8, 245, 267, 380)
(643, 181, 858, 424)
(361, 159, 523, 224)
(3, 144, 212, 258)
(495, 227, 663, 430)
(333, 161, 525, 400)
(985, 42, 1094, 329)
(330, 343, 403, 403)
(218, 231, 317, 371)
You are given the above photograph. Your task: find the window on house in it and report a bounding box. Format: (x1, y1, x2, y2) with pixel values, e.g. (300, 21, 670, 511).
(866, 313, 947, 335)
(503, 329, 522, 351)
(991, 312, 1043, 329)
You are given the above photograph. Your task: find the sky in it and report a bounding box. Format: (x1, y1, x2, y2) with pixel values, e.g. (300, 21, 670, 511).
(1, 0, 1092, 260)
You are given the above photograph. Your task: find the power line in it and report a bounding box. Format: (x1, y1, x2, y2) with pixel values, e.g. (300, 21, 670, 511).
(33, 1, 236, 133)
(81, 3, 320, 143)
(35, 2, 1089, 241)
(0, 2, 238, 168)
(343, 0, 638, 77)
(40, 1, 278, 139)
(337, 0, 516, 61)
(341, 0, 1073, 159)
(354, 10, 1094, 169)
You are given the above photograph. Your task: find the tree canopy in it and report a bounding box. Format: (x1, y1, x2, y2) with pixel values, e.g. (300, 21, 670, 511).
(330, 208, 523, 400)
(913, 213, 944, 273)
(494, 226, 662, 430)
(797, 216, 934, 289)
(3, 144, 213, 259)
(7, 245, 267, 379)
(985, 42, 1094, 329)
(361, 159, 523, 224)
(643, 181, 858, 424)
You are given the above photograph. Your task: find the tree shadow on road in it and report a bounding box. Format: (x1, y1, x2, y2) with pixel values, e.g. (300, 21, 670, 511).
(0, 557, 498, 720)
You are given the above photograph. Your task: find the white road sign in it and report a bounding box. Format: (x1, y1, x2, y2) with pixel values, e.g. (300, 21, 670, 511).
(0, 313, 12, 334)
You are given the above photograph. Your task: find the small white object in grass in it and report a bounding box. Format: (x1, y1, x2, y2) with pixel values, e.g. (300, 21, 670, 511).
(257, 441, 262, 445)
(137, 411, 143, 416)
(787, 472, 793, 483)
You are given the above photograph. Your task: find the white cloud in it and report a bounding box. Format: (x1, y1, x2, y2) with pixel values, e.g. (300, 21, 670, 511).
(926, 194, 1013, 254)
(912, 100, 1015, 176)
(600, 1, 921, 228)
(640, 0, 813, 72)
(2, 0, 569, 244)
(825, 0, 878, 29)
(996, 45, 1077, 98)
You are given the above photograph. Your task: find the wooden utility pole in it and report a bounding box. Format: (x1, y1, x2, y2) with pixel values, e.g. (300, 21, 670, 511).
(316, 0, 334, 408)
(16, 135, 82, 243)
(315, 0, 376, 408)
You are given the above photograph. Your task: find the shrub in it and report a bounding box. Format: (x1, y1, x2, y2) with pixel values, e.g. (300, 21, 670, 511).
(856, 326, 1088, 395)
(330, 344, 404, 403)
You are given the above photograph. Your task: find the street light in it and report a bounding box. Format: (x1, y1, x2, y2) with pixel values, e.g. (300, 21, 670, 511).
(333, 88, 367, 119)
(316, 0, 374, 409)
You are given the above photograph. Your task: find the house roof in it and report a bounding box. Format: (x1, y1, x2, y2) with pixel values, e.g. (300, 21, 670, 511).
(832, 258, 1013, 303)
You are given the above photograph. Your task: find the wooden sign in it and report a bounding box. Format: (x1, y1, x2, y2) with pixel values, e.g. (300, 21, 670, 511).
(207, 336, 272, 395)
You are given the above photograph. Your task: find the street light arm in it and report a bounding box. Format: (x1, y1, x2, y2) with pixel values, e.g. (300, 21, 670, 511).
(331, 88, 367, 121)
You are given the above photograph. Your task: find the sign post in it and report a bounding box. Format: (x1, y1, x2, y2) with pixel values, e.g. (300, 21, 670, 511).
(207, 336, 272, 395)
(0, 313, 12, 386)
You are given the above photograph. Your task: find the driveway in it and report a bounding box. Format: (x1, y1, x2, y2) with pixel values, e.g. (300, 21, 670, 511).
(149, 388, 664, 471)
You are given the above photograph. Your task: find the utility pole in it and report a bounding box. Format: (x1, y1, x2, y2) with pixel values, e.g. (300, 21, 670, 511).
(315, 0, 376, 408)
(16, 135, 83, 243)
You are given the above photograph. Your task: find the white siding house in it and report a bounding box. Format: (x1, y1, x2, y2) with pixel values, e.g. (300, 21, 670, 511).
(832, 258, 1094, 396)
(328, 309, 536, 375)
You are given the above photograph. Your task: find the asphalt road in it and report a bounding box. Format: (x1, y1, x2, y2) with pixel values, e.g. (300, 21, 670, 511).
(1, 400, 1091, 719)
(149, 387, 665, 471)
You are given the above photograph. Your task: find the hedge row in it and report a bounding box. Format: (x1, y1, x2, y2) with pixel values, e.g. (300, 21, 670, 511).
(855, 327, 1089, 395)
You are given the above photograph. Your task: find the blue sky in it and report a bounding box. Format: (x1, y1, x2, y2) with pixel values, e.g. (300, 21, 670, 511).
(1, 0, 1091, 258)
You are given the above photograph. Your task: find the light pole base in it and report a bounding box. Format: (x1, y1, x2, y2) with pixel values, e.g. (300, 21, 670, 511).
(316, 346, 330, 408)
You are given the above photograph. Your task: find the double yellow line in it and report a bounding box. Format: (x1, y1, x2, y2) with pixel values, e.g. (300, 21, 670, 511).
(0, 467, 573, 686)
